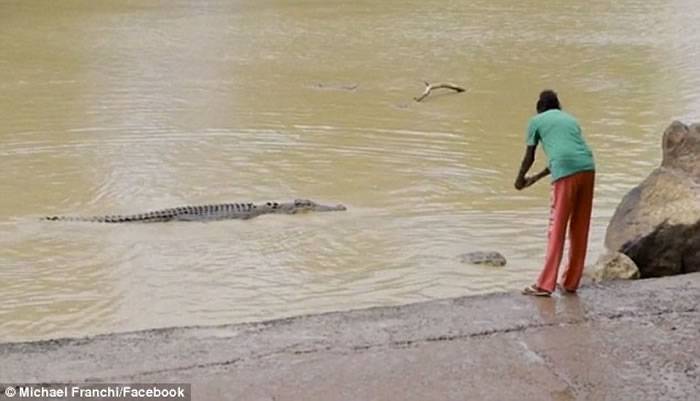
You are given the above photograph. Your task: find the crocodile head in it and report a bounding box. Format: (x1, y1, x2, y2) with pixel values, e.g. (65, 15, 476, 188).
(267, 199, 346, 214)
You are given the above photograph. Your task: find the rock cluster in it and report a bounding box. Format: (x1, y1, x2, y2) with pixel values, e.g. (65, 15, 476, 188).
(605, 121, 700, 277)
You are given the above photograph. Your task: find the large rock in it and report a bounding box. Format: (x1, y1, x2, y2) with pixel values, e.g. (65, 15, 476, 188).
(619, 219, 700, 277)
(605, 121, 700, 277)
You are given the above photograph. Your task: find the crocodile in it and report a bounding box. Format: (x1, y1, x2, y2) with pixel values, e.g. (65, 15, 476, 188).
(43, 199, 346, 223)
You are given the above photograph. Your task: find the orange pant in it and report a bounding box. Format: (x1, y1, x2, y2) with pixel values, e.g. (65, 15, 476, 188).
(537, 171, 595, 292)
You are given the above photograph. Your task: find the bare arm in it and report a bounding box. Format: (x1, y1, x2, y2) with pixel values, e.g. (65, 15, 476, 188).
(514, 146, 550, 190)
(527, 167, 550, 187)
(514, 146, 536, 190)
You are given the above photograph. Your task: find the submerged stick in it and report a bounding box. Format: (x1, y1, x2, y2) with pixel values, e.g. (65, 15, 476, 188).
(414, 81, 466, 102)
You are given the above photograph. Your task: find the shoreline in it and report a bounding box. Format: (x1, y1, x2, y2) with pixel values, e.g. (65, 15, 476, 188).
(0, 285, 522, 347)
(1, 273, 698, 400)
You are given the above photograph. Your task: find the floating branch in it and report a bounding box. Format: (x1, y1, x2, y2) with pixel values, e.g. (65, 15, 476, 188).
(313, 83, 358, 91)
(414, 81, 466, 102)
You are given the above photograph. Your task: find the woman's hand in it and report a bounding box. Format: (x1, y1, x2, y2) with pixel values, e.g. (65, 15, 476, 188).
(515, 176, 536, 190)
(515, 168, 550, 190)
(523, 175, 539, 188)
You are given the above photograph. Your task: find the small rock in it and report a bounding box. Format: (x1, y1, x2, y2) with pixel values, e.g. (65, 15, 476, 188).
(587, 252, 640, 282)
(459, 251, 507, 267)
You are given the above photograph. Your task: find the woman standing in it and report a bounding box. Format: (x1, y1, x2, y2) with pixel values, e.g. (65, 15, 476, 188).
(514, 90, 595, 296)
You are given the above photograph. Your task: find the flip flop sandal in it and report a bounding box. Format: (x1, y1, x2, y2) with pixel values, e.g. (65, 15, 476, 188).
(522, 284, 551, 297)
(557, 283, 577, 294)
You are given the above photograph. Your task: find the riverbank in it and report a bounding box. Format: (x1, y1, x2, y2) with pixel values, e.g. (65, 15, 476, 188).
(1, 273, 698, 401)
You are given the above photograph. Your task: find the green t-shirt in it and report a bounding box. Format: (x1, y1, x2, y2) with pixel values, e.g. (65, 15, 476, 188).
(526, 109, 595, 182)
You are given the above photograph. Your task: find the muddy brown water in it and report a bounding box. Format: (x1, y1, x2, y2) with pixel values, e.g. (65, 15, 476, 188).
(1, 0, 698, 341)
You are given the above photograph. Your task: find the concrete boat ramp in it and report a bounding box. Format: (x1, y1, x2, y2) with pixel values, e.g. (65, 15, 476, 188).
(1, 273, 698, 401)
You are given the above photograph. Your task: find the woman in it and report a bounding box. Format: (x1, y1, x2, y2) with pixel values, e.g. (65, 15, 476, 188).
(514, 90, 595, 296)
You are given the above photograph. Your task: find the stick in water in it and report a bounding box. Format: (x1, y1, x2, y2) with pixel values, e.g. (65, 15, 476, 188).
(414, 82, 466, 102)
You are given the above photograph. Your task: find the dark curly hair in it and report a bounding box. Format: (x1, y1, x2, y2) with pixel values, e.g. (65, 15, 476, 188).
(536, 90, 561, 113)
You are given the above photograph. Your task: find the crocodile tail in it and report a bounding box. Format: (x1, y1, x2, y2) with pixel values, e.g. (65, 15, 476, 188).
(95, 215, 149, 223)
(42, 215, 129, 223)
(42, 215, 88, 222)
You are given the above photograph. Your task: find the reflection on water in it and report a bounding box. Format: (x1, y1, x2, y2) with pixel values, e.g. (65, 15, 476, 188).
(0, 0, 698, 341)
